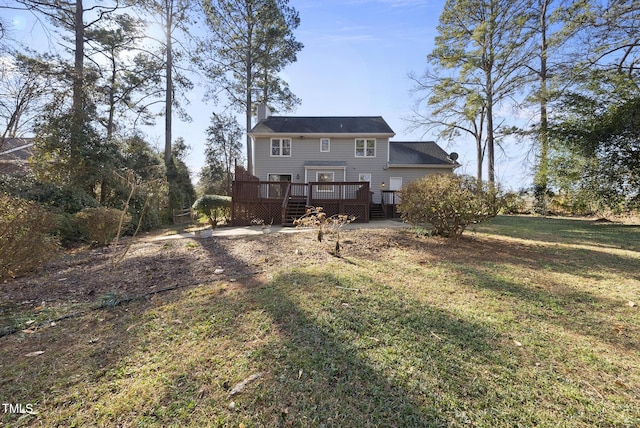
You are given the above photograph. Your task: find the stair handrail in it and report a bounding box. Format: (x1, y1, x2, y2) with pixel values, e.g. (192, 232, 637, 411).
(281, 182, 293, 224)
(380, 190, 388, 218)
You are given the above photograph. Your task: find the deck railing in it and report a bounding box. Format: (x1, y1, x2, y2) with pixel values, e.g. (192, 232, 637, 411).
(306, 182, 370, 204)
(232, 180, 371, 225)
(381, 190, 401, 218)
(280, 183, 292, 224)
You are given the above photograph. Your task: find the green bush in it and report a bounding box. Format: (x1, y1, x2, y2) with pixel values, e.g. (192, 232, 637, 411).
(0, 174, 99, 213)
(399, 174, 502, 238)
(548, 191, 600, 216)
(75, 207, 130, 246)
(501, 191, 531, 214)
(128, 192, 162, 232)
(0, 193, 59, 279)
(55, 212, 85, 244)
(192, 195, 232, 228)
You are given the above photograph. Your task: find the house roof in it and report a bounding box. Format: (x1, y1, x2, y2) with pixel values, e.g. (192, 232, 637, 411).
(0, 137, 35, 176)
(249, 116, 395, 136)
(388, 141, 458, 167)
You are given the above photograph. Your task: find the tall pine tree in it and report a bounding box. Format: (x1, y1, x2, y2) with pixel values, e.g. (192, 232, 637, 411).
(412, 0, 531, 184)
(201, 0, 302, 173)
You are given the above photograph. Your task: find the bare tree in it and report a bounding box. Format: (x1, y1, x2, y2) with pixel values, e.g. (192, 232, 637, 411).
(0, 55, 50, 145)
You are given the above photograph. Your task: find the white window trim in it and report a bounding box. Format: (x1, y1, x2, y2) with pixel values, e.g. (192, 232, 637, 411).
(270, 138, 292, 157)
(316, 171, 335, 192)
(358, 173, 372, 183)
(355, 138, 376, 158)
(320, 138, 330, 153)
(389, 177, 403, 191)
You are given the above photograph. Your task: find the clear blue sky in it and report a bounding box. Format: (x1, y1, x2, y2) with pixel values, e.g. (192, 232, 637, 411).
(2, 0, 533, 190)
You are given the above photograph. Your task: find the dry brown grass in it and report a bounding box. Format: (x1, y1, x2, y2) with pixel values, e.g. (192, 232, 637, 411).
(1, 216, 639, 426)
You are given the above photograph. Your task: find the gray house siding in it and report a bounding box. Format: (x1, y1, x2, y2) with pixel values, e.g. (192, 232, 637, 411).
(251, 136, 457, 203)
(245, 116, 459, 223)
(254, 136, 390, 182)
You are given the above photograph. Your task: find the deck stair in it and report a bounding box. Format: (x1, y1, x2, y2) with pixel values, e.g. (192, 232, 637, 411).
(283, 198, 308, 226)
(369, 203, 387, 220)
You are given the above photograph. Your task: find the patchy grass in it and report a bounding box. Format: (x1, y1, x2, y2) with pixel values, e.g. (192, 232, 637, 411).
(1, 216, 639, 427)
(472, 214, 640, 251)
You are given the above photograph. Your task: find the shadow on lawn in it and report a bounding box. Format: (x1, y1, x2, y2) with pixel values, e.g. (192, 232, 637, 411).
(5, 226, 636, 426)
(238, 270, 504, 426)
(457, 264, 640, 353)
(3, 234, 484, 426)
(395, 229, 640, 284)
(392, 233, 640, 353)
(116, 236, 504, 426)
(159, 236, 509, 426)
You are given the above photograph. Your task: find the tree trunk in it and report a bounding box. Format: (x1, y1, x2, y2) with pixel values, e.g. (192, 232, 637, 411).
(476, 135, 483, 183)
(164, 0, 173, 168)
(486, 85, 495, 184)
(245, 88, 252, 174)
(73, 0, 84, 136)
(107, 53, 116, 140)
(245, 1, 254, 174)
(534, 0, 549, 212)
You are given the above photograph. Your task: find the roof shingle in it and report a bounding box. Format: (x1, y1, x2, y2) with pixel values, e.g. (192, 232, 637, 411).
(389, 141, 458, 166)
(249, 116, 395, 135)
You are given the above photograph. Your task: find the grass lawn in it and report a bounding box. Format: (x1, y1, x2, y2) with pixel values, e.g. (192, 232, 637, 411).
(1, 215, 639, 427)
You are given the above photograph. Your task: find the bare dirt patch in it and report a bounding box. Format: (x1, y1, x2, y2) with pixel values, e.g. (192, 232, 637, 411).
(0, 226, 553, 316)
(1, 228, 399, 327)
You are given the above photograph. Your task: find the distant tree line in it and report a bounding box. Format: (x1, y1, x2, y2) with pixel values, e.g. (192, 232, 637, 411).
(410, 0, 639, 213)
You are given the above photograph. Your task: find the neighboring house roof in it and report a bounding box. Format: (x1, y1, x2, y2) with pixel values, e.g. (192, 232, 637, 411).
(0, 137, 35, 176)
(389, 141, 459, 168)
(249, 116, 395, 136)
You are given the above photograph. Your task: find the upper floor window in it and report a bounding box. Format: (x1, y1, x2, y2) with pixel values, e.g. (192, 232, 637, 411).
(271, 138, 291, 156)
(355, 138, 376, 157)
(320, 138, 330, 152)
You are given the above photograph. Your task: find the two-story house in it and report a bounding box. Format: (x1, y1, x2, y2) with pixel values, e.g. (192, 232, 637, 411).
(231, 107, 458, 226)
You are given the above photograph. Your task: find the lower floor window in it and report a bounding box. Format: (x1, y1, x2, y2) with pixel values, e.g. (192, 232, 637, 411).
(317, 172, 334, 192)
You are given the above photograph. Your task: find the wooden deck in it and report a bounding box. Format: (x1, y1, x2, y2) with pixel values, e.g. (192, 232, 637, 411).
(231, 180, 372, 226)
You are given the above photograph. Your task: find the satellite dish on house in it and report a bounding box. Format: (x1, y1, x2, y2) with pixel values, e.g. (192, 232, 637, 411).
(449, 152, 459, 161)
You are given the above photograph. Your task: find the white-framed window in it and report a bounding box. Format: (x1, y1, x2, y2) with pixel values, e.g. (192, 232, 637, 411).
(320, 138, 330, 152)
(271, 138, 291, 157)
(358, 173, 372, 183)
(355, 138, 376, 157)
(316, 171, 334, 192)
